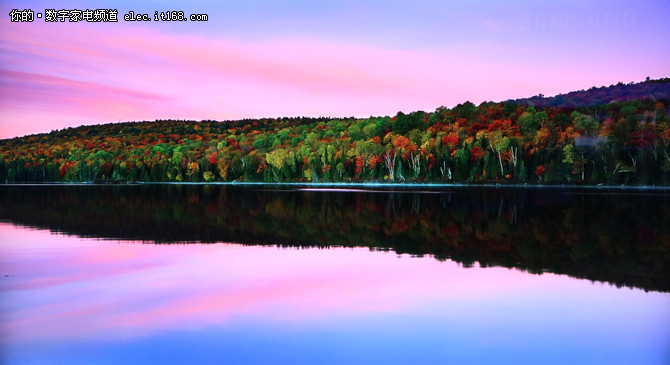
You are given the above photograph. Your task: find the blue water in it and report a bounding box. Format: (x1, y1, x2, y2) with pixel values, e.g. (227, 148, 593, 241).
(1, 222, 668, 365)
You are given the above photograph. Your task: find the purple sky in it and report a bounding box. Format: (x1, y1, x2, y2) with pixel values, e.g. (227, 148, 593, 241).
(1, 0, 669, 139)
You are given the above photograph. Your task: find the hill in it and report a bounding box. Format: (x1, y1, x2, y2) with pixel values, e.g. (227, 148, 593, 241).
(507, 77, 670, 108)
(1, 77, 669, 185)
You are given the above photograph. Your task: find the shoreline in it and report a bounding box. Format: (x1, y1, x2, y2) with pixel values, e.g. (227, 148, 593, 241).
(3, 181, 670, 192)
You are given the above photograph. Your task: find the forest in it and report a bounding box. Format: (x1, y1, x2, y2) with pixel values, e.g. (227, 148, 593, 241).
(1, 78, 670, 185)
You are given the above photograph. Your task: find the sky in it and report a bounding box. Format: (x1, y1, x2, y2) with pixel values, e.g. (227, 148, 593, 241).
(1, 0, 669, 139)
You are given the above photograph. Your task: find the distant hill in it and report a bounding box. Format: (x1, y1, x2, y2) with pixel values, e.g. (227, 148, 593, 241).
(506, 77, 670, 108)
(1, 77, 669, 185)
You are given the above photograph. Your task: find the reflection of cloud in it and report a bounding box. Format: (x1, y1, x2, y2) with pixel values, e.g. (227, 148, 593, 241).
(1, 223, 544, 346)
(3, 222, 670, 365)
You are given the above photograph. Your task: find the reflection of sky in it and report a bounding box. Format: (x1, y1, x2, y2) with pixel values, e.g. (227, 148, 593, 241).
(1, 222, 669, 364)
(1, 1, 669, 138)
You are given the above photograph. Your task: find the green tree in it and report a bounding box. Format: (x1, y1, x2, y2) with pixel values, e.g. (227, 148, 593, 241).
(393, 111, 423, 135)
(518, 111, 538, 137)
(572, 111, 598, 136)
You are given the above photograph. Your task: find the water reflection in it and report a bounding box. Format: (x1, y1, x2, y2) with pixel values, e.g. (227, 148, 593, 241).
(1, 223, 668, 364)
(0, 184, 669, 292)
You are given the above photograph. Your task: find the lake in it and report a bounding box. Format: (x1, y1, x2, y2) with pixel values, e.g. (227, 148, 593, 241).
(1, 185, 669, 364)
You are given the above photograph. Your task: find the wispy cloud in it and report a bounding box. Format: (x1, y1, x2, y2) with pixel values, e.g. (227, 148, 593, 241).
(1, 1, 668, 138)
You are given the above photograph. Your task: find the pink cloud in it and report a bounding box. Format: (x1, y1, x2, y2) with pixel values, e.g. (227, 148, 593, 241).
(1, 69, 171, 107)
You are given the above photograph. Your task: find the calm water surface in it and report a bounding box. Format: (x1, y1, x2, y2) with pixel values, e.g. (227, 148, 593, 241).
(1, 185, 669, 364)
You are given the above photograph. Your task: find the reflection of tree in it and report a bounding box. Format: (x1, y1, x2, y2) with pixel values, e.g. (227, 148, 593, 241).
(1, 185, 668, 292)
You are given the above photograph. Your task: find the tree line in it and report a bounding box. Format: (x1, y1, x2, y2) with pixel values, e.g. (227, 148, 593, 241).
(1, 79, 670, 185)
